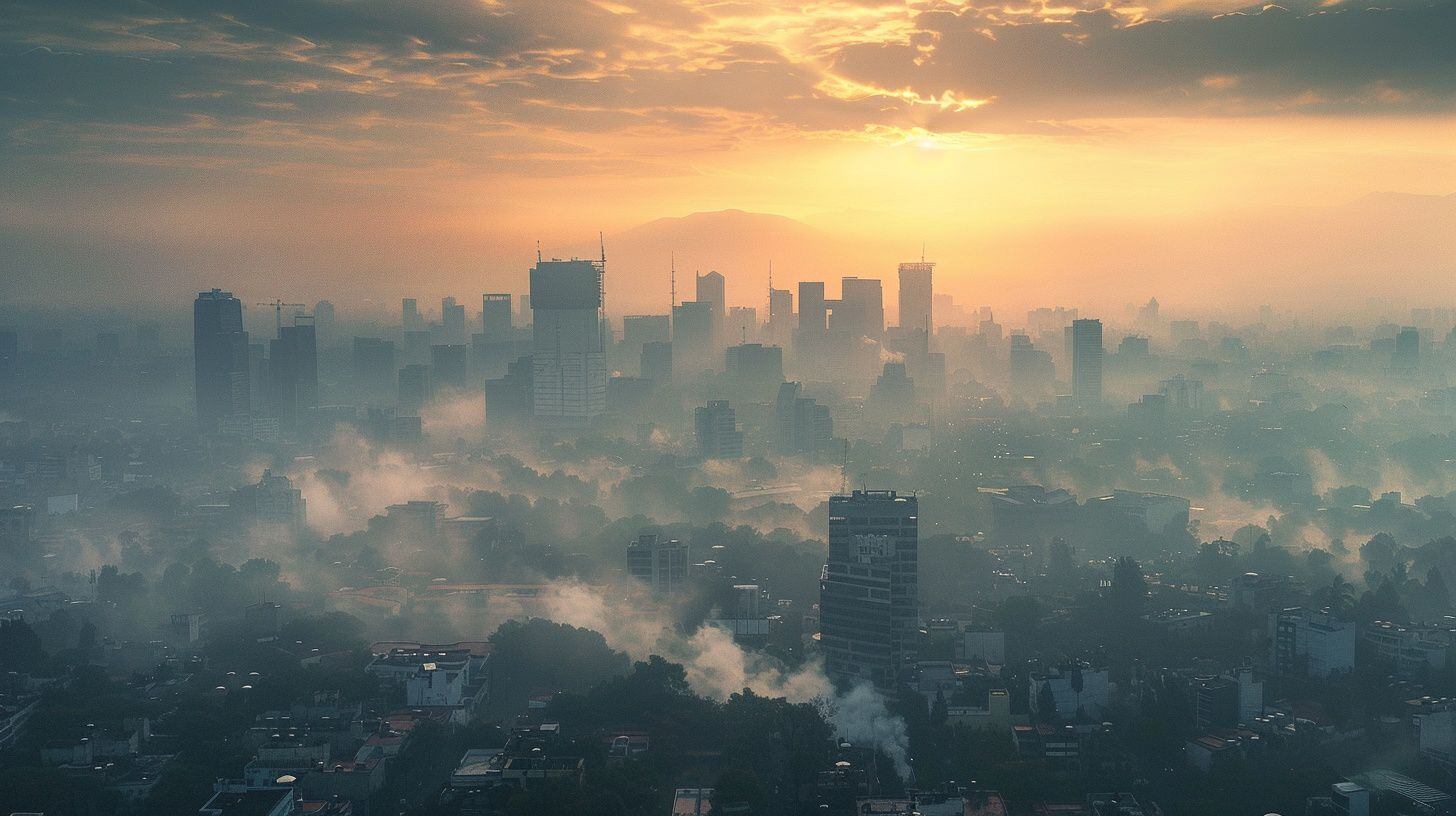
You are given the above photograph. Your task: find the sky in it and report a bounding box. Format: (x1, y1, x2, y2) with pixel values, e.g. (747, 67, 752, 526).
(2, 0, 1455, 316)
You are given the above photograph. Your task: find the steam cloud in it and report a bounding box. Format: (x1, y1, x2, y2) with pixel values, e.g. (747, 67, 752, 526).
(539, 580, 912, 777)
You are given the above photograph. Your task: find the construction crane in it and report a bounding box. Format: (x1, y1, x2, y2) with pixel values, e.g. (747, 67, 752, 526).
(256, 299, 306, 336)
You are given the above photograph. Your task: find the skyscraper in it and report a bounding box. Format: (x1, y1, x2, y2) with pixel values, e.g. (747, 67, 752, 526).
(819, 490, 918, 693)
(696, 270, 726, 349)
(798, 281, 827, 333)
(897, 261, 934, 333)
(441, 296, 466, 344)
(398, 363, 432, 414)
(832, 277, 885, 341)
(1071, 318, 1104, 406)
(270, 316, 317, 431)
(1394, 326, 1420, 373)
(431, 344, 468, 391)
(767, 287, 794, 346)
(481, 294, 513, 341)
(402, 298, 423, 332)
(694, 400, 743, 459)
(530, 258, 607, 426)
(672, 301, 713, 373)
(193, 289, 252, 428)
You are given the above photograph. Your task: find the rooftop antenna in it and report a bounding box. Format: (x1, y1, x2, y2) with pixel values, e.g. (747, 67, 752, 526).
(535, 241, 542, 263)
(670, 252, 677, 309)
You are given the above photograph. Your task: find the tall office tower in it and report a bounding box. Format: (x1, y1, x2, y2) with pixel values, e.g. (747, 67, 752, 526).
(767, 288, 794, 346)
(672, 301, 713, 373)
(694, 400, 743, 459)
(623, 315, 671, 348)
(725, 343, 784, 399)
(641, 341, 673, 382)
(727, 306, 758, 345)
(397, 363, 433, 414)
(833, 277, 885, 341)
(798, 281, 827, 333)
(193, 289, 252, 428)
(530, 258, 607, 426)
(441, 297, 467, 344)
(1008, 334, 1055, 400)
(270, 316, 318, 431)
(313, 300, 335, 346)
(626, 533, 690, 596)
(430, 344, 468, 391)
(484, 356, 533, 429)
(775, 381, 833, 455)
(352, 337, 397, 400)
(696, 270, 726, 346)
(819, 490, 919, 694)
(481, 294, 513, 341)
(1071, 318, 1104, 406)
(1394, 326, 1420, 373)
(402, 298, 423, 332)
(897, 261, 934, 333)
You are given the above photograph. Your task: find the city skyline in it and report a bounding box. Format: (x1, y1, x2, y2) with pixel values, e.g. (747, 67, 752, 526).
(3, 1, 1455, 313)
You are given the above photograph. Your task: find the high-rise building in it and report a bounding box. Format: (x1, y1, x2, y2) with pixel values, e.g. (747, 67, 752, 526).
(530, 258, 607, 426)
(441, 297, 467, 344)
(1271, 607, 1355, 679)
(352, 337, 397, 401)
(431, 344, 468, 392)
(820, 490, 918, 693)
(641, 341, 673, 382)
(398, 363, 433, 415)
(775, 382, 833, 455)
(193, 289, 252, 428)
(1394, 326, 1420, 373)
(1071, 318, 1104, 406)
(249, 469, 307, 534)
(402, 298, 423, 332)
(767, 288, 794, 346)
(798, 281, 827, 333)
(484, 356, 532, 429)
(725, 343, 784, 398)
(481, 294, 513, 341)
(832, 277, 885, 341)
(727, 306, 757, 345)
(626, 533, 689, 596)
(897, 262, 934, 333)
(672, 301, 713, 373)
(696, 270, 726, 346)
(270, 316, 317, 431)
(1009, 334, 1054, 400)
(313, 300, 335, 346)
(694, 400, 743, 459)
(623, 315, 670, 375)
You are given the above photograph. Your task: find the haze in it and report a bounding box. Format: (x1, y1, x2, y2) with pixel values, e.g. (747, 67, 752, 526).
(3, 0, 1455, 315)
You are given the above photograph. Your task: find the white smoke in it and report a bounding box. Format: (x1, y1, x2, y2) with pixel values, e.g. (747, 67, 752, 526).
(537, 579, 911, 778)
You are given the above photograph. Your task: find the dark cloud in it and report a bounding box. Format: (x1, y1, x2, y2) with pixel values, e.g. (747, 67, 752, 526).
(832, 2, 1456, 126)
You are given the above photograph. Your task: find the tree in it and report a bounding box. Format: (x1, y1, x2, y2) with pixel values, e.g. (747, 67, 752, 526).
(1035, 682, 1058, 722)
(1110, 556, 1147, 617)
(1428, 567, 1452, 614)
(712, 768, 767, 815)
(1316, 574, 1355, 616)
(931, 689, 948, 726)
